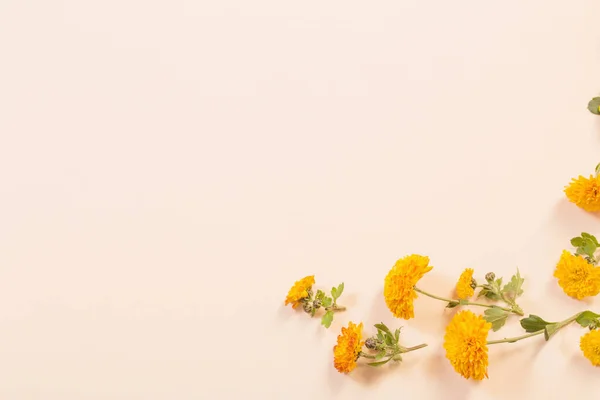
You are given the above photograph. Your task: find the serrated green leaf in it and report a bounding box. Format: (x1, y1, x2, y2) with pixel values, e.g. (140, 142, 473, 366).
(321, 311, 334, 328)
(375, 350, 387, 360)
(316, 290, 325, 300)
(588, 97, 600, 115)
(571, 237, 585, 247)
(321, 297, 333, 308)
(576, 311, 600, 328)
(484, 291, 501, 301)
(502, 269, 524, 302)
(484, 308, 509, 332)
(335, 283, 344, 299)
(581, 233, 598, 244)
(544, 323, 560, 341)
(383, 333, 394, 346)
(520, 314, 553, 333)
(374, 323, 392, 336)
(582, 241, 597, 258)
(367, 357, 393, 367)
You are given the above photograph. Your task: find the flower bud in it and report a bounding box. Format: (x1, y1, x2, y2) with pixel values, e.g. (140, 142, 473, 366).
(313, 299, 322, 309)
(306, 288, 314, 298)
(365, 338, 378, 350)
(303, 302, 313, 314)
(470, 278, 477, 290)
(485, 272, 495, 282)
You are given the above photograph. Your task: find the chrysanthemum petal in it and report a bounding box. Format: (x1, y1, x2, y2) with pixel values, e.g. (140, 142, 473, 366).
(456, 268, 475, 299)
(285, 275, 315, 308)
(554, 251, 600, 300)
(580, 330, 600, 366)
(333, 322, 364, 373)
(384, 255, 433, 319)
(443, 310, 491, 380)
(565, 175, 600, 212)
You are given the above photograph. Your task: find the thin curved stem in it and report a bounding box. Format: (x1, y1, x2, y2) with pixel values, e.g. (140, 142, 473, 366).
(414, 287, 521, 315)
(487, 330, 543, 345)
(325, 304, 346, 312)
(487, 312, 581, 345)
(400, 343, 428, 353)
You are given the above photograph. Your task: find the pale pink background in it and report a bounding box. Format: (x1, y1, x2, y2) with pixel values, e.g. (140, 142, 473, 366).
(1, 1, 600, 399)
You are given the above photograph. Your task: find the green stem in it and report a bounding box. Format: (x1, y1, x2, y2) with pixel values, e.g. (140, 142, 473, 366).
(325, 304, 346, 312)
(400, 343, 428, 353)
(487, 330, 543, 345)
(414, 287, 521, 315)
(487, 312, 581, 345)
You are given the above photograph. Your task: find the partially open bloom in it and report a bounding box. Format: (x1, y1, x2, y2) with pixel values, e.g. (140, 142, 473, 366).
(284, 275, 315, 308)
(456, 268, 475, 299)
(565, 175, 600, 212)
(384, 254, 433, 319)
(554, 251, 600, 300)
(444, 310, 491, 380)
(580, 330, 600, 366)
(333, 322, 364, 373)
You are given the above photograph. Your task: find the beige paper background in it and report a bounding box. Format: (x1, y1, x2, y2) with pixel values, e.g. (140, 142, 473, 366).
(1, 1, 600, 399)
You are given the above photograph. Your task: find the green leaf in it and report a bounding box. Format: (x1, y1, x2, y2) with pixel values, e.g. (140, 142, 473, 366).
(581, 233, 598, 246)
(502, 269, 524, 302)
(596, 163, 600, 176)
(544, 323, 560, 341)
(588, 97, 600, 115)
(582, 241, 597, 258)
(377, 331, 384, 341)
(315, 290, 325, 300)
(375, 350, 387, 360)
(367, 357, 393, 367)
(483, 290, 501, 301)
(321, 297, 333, 308)
(384, 333, 393, 346)
(332, 283, 344, 300)
(374, 323, 392, 336)
(576, 311, 600, 328)
(520, 314, 553, 333)
(321, 311, 334, 328)
(484, 308, 509, 332)
(446, 300, 460, 308)
(394, 328, 400, 343)
(571, 237, 585, 248)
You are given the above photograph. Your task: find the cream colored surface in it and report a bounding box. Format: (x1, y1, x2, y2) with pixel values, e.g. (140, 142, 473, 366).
(1, 1, 600, 399)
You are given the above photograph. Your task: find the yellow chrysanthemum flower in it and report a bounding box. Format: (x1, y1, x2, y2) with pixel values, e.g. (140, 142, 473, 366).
(384, 254, 433, 319)
(284, 275, 315, 308)
(444, 310, 491, 380)
(333, 321, 364, 373)
(565, 175, 600, 212)
(456, 268, 475, 299)
(580, 330, 600, 366)
(554, 251, 600, 300)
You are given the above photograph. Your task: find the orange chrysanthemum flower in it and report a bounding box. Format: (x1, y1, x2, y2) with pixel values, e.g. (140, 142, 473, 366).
(333, 322, 364, 373)
(580, 329, 600, 366)
(384, 254, 433, 319)
(284, 275, 315, 308)
(554, 251, 600, 300)
(565, 175, 600, 212)
(456, 268, 475, 299)
(444, 310, 491, 380)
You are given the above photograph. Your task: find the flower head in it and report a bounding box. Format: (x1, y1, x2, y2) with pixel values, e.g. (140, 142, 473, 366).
(580, 329, 600, 366)
(384, 254, 433, 319)
(456, 268, 475, 299)
(443, 310, 491, 380)
(554, 251, 600, 300)
(285, 275, 315, 308)
(565, 175, 600, 212)
(333, 322, 364, 373)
